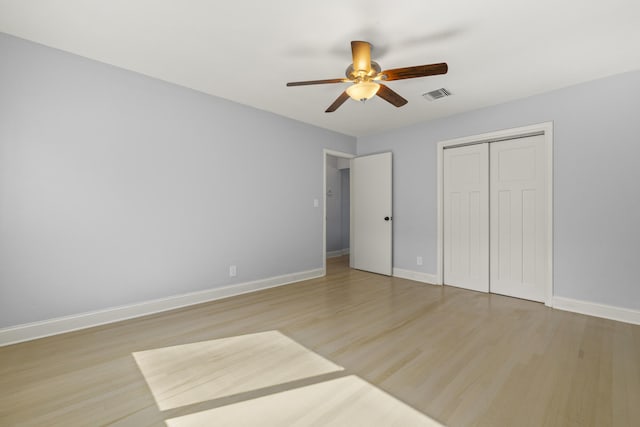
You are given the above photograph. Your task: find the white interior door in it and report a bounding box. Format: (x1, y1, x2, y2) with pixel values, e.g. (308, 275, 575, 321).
(443, 143, 489, 292)
(490, 135, 548, 302)
(351, 152, 392, 276)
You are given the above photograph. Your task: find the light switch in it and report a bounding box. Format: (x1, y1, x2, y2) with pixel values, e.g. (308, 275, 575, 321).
(313, 199, 319, 208)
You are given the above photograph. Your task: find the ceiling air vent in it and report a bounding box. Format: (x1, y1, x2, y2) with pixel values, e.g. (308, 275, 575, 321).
(422, 88, 452, 101)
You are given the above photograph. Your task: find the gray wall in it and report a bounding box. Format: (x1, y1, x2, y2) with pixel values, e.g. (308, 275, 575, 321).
(340, 169, 350, 251)
(0, 33, 356, 328)
(2, 31, 638, 329)
(325, 156, 341, 252)
(358, 70, 640, 311)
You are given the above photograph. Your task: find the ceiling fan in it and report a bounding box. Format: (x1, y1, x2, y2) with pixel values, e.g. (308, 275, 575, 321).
(286, 41, 448, 113)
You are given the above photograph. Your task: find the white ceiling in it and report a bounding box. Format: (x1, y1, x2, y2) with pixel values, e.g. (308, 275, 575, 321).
(1, 0, 639, 137)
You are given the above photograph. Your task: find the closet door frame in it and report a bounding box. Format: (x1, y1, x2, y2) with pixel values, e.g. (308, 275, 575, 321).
(436, 122, 554, 306)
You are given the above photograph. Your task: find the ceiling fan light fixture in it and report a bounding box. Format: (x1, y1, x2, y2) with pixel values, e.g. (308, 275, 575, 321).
(346, 81, 380, 102)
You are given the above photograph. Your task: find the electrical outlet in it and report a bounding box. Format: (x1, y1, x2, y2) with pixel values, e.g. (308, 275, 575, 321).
(417, 256, 423, 266)
(229, 265, 237, 277)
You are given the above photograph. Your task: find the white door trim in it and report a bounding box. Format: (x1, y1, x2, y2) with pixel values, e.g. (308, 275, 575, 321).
(323, 149, 355, 274)
(436, 122, 554, 305)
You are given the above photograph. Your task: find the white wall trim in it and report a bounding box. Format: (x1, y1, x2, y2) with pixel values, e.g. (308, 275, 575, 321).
(393, 268, 439, 285)
(0, 268, 324, 347)
(436, 122, 554, 305)
(552, 297, 640, 325)
(327, 248, 350, 258)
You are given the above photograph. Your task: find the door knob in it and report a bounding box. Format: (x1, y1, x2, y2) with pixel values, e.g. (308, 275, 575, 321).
(384, 216, 391, 221)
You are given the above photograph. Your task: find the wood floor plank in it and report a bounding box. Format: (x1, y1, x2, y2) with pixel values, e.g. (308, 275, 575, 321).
(0, 256, 638, 426)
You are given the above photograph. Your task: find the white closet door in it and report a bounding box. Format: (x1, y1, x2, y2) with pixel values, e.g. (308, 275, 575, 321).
(443, 143, 489, 292)
(490, 135, 548, 302)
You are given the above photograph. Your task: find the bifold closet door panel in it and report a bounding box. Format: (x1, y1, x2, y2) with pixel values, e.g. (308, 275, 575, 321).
(489, 135, 548, 302)
(443, 143, 489, 292)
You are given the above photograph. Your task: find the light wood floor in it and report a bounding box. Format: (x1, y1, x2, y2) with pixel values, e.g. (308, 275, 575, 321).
(1, 256, 639, 426)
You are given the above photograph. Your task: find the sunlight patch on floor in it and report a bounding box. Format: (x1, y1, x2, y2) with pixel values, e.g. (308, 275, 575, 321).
(133, 330, 343, 410)
(165, 375, 443, 427)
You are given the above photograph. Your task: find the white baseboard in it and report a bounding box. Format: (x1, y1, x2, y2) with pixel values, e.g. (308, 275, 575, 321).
(327, 248, 350, 258)
(0, 268, 325, 347)
(552, 296, 640, 325)
(393, 268, 439, 285)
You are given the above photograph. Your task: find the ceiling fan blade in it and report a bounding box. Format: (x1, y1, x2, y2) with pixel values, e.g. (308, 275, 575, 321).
(325, 91, 350, 113)
(351, 41, 372, 74)
(379, 63, 448, 81)
(376, 84, 408, 107)
(287, 78, 348, 87)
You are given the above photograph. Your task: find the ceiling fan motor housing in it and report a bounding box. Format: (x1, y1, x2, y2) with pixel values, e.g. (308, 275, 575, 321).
(346, 61, 382, 81)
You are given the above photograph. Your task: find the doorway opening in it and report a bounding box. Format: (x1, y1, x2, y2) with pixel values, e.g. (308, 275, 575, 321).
(323, 150, 353, 272)
(326, 156, 351, 259)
